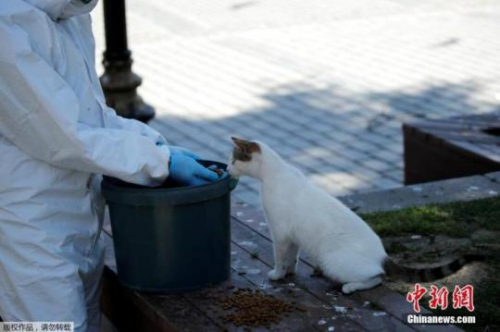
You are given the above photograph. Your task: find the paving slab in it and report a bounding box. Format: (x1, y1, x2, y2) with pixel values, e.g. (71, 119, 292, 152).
(340, 174, 500, 214)
(484, 171, 500, 183)
(91, 0, 500, 208)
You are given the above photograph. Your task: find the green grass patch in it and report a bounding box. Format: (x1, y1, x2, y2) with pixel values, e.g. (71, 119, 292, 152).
(361, 197, 500, 331)
(361, 197, 500, 237)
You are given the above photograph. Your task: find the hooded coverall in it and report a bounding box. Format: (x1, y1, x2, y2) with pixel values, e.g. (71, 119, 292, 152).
(0, 0, 172, 330)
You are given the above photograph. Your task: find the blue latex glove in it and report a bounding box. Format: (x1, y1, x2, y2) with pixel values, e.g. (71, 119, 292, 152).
(169, 154, 220, 186)
(156, 142, 200, 160)
(168, 146, 200, 159)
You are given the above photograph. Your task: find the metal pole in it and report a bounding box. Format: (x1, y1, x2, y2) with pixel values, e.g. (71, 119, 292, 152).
(100, 0, 155, 123)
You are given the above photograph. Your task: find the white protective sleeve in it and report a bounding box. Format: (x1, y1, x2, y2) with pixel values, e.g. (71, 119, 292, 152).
(101, 106, 167, 146)
(0, 22, 169, 187)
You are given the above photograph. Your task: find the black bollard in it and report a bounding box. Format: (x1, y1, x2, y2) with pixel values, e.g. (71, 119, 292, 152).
(100, 0, 155, 123)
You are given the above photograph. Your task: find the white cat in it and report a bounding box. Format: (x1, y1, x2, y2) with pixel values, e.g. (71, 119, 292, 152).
(227, 137, 388, 294)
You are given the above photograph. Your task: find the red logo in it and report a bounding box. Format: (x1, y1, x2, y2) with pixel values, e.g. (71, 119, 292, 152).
(452, 285, 475, 312)
(406, 283, 427, 312)
(406, 284, 474, 312)
(429, 285, 449, 310)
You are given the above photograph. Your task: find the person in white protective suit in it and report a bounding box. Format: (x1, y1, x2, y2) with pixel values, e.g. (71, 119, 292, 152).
(0, 0, 220, 331)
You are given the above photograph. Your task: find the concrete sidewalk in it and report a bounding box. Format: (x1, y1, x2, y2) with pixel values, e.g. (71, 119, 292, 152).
(91, 0, 500, 207)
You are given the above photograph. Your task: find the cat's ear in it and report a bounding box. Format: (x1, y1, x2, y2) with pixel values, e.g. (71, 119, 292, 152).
(231, 137, 261, 154)
(231, 137, 261, 162)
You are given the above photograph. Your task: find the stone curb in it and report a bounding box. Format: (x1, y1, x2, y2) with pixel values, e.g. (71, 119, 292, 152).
(339, 173, 500, 214)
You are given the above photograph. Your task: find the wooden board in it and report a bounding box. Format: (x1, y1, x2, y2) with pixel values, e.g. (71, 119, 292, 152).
(101, 203, 461, 331)
(403, 112, 500, 184)
(231, 203, 461, 332)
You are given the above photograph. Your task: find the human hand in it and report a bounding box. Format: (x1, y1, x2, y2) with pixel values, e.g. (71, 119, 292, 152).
(169, 154, 220, 186)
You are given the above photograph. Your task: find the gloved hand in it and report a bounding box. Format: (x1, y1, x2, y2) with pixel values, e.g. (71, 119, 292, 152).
(156, 142, 200, 159)
(168, 146, 200, 159)
(169, 154, 220, 186)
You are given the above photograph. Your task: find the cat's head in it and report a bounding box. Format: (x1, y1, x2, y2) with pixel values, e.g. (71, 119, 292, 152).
(227, 137, 262, 179)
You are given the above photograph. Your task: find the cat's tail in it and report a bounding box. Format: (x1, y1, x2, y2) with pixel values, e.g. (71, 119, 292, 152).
(383, 252, 487, 283)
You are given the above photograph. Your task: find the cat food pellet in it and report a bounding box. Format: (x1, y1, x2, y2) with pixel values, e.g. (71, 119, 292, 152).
(218, 288, 306, 327)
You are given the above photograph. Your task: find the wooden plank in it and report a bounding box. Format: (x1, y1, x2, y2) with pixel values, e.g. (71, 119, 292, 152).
(101, 198, 463, 332)
(417, 129, 500, 145)
(403, 112, 500, 184)
(171, 239, 366, 331)
(350, 287, 462, 332)
(403, 127, 498, 185)
(406, 121, 500, 144)
(143, 294, 221, 332)
(230, 214, 418, 332)
(229, 243, 365, 331)
(102, 267, 216, 332)
(102, 233, 220, 331)
(450, 141, 500, 163)
(231, 206, 461, 331)
(103, 221, 361, 331)
(180, 275, 276, 332)
(178, 258, 324, 331)
(411, 113, 500, 129)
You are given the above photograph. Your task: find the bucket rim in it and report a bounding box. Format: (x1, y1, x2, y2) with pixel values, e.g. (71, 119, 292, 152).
(101, 160, 233, 206)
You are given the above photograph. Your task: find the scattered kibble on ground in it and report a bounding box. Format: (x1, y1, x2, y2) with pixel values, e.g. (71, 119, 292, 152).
(219, 288, 305, 327)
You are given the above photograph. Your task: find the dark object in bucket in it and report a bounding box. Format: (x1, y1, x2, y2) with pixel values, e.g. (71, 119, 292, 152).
(101, 160, 234, 293)
(219, 288, 306, 327)
(208, 164, 225, 177)
(110, 162, 226, 190)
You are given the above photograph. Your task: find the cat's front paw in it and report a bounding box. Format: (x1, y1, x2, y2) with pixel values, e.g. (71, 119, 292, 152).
(342, 283, 357, 294)
(268, 269, 286, 281)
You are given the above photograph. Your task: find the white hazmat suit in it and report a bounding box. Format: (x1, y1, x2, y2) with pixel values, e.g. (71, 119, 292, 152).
(0, 0, 171, 330)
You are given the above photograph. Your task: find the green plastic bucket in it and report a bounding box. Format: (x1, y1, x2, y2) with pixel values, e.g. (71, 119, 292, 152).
(101, 160, 235, 293)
